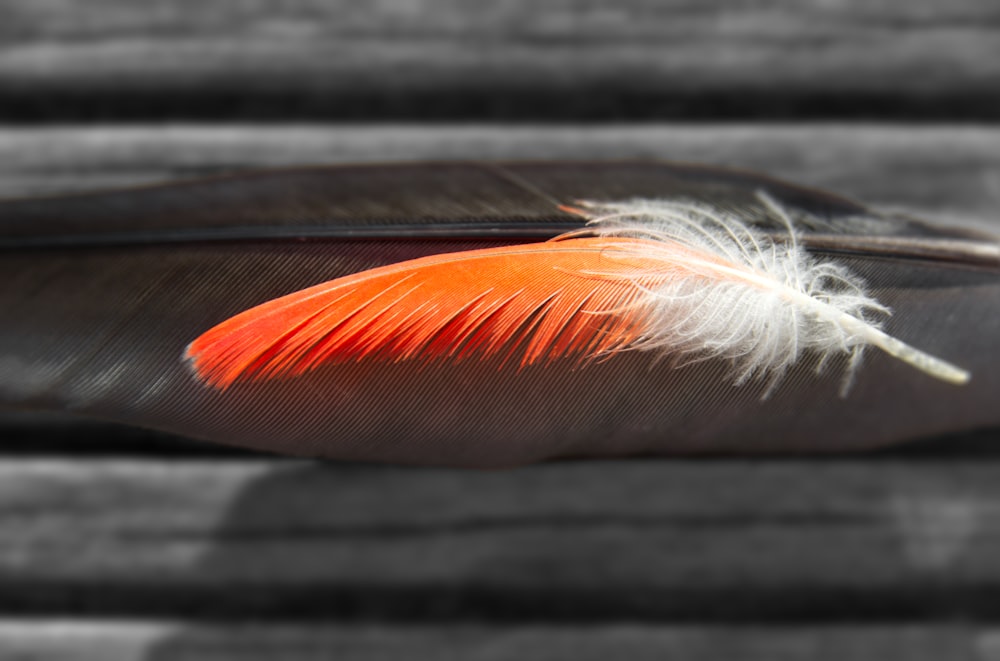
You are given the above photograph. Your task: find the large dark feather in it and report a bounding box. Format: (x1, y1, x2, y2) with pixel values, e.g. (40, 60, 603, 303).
(1, 161, 997, 467)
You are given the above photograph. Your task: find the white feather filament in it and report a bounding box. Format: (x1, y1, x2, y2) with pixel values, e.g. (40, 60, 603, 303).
(567, 193, 970, 396)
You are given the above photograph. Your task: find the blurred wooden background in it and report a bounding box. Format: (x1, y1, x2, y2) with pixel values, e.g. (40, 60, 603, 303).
(1, 1, 999, 659)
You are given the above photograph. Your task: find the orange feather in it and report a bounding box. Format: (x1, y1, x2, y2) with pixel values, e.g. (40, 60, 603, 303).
(185, 237, 703, 389)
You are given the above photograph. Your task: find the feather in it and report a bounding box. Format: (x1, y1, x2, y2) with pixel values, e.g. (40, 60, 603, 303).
(1, 161, 997, 466)
(186, 193, 969, 394)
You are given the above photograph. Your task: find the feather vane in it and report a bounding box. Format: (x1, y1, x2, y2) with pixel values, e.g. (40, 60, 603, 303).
(187, 239, 668, 388)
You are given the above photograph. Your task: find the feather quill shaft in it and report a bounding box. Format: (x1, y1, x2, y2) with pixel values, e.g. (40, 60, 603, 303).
(186, 197, 970, 392)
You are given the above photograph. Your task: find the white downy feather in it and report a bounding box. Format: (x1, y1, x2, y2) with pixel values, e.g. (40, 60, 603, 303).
(568, 193, 970, 396)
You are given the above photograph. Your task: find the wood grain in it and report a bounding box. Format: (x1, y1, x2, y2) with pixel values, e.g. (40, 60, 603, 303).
(1, 1, 996, 651)
(0, 622, 996, 661)
(3, 457, 1000, 617)
(2, 1, 998, 100)
(0, 125, 998, 232)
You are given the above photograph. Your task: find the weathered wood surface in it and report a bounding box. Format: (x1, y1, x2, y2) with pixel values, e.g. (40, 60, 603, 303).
(0, 622, 996, 661)
(1, 0, 999, 120)
(0, 125, 998, 231)
(3, 458, 1000, 618)
(2, 1, 997, 658)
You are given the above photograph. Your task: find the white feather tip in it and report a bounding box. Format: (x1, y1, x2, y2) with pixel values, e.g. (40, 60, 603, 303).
(568, 193, 970, 396)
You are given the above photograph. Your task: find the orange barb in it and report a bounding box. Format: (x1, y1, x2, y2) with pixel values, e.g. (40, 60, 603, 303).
(185, 238, 684, 389)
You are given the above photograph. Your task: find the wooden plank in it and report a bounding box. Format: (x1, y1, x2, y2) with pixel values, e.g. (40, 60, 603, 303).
(3, 457, 1000, 617)
(0, 125, 998, 231)
(1, 1, 998, 102)
(0, 622, 995, 661)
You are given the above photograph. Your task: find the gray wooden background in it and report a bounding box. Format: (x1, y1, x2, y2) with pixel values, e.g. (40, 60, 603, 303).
(1, 1, 999, 659)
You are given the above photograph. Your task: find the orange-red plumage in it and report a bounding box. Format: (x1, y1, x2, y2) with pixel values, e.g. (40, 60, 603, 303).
(186, 237, 690, 389)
